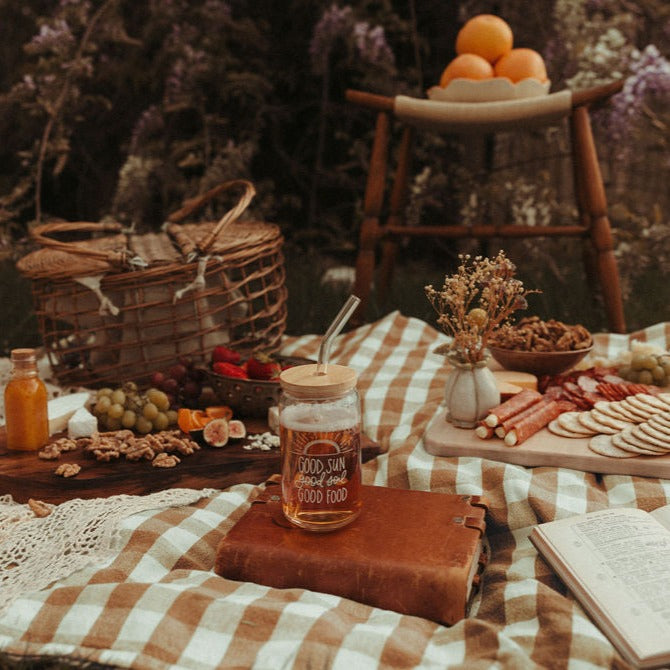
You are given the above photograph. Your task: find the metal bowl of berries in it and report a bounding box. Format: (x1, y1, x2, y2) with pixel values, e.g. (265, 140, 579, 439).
(203, 348, 314, 418)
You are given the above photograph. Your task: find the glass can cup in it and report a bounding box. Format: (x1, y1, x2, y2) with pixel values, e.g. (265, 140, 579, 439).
(279, 363, 362, 532)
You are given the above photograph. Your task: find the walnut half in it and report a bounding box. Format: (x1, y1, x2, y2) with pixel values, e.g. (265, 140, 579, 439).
(54, 463, 81, 478)
(28, 498, 53, 517)
(152, 453, 180, 468)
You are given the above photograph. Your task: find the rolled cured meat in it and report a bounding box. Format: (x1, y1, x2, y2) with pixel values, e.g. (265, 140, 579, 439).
(495, 396, 554, 438)
(483, 388, 543, 427)
(474, 421, 495, 439)
(504, 400, 563, 446)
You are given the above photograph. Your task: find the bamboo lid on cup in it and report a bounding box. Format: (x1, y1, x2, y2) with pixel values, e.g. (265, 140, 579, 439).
(279, 364, 357, 399)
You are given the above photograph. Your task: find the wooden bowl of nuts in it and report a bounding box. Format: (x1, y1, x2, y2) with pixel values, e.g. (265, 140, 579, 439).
(488, 317, 593, 377)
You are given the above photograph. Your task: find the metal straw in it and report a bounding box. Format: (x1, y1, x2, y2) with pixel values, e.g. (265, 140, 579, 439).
(316, 294, 361, 374)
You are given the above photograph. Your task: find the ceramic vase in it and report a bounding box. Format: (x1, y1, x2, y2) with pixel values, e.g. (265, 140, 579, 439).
(444, 357, 500, 428)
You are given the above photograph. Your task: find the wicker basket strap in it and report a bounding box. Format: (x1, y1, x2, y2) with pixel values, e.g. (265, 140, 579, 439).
(29, 221, 129, 267)
(165, 179, 255, 257)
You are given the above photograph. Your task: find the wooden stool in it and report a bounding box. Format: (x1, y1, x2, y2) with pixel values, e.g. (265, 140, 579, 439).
(346, 81, 626, 333)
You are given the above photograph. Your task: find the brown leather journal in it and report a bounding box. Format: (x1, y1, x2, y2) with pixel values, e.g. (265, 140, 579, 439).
(214, 482, 488, 625)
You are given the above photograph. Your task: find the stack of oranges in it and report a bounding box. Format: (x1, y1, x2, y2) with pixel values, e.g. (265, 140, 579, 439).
(439, 15, 547, 88)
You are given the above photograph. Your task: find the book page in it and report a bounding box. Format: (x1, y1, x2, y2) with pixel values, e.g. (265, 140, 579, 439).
(531, 507, 670, 667)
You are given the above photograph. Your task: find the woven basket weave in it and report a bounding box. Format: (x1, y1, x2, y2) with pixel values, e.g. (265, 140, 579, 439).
(17, 180, 288, 388)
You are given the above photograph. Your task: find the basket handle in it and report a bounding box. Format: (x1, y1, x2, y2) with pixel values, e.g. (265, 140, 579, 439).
(29, 221, 129, 266)
(166, 179, 256, 255)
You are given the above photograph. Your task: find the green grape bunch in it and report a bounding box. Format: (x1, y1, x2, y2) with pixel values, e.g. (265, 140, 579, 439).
(618, 352, 670, 388)
(92, 382, 178, 433)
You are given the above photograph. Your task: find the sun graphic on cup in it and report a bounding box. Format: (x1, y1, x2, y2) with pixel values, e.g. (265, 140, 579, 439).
(303, 439, 342, 455)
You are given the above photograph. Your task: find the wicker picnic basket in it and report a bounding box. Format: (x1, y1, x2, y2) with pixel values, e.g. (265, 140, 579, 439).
(17, 180, 288, 388)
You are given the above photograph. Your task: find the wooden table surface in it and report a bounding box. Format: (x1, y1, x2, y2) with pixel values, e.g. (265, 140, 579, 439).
(0, 422, 382, 504)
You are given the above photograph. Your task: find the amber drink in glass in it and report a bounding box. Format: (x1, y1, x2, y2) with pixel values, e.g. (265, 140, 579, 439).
(279, 363, 362, 532)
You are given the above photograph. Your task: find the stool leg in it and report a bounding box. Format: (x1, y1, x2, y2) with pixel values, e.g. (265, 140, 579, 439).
(352, 111, 391, 324)
(378, 125, 414, 305)
(570, 106, 626, 333)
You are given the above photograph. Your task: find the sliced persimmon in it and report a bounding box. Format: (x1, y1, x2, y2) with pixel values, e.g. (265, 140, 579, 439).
(205, 405, 233, 420)
(177, 408, 196, 433)
(177, 408, 212, 432)
(191, 410, 211, 428)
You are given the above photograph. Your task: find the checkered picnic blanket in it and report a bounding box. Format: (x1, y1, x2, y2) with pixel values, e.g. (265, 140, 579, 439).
(1, 311, 669, 669)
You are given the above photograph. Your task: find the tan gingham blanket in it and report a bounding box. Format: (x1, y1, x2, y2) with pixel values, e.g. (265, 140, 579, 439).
(1, 311, 669, 670)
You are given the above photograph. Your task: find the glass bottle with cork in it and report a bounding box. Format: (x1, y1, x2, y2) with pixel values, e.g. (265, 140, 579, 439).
(4, 348, 49, 451)
(279, 296, 362, 532)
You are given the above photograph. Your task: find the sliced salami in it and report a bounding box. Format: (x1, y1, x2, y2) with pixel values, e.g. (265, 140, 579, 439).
(497, 396, 553, 436)
(504, 400, 563, 446)
(577, 375, 600, 394)
(483, 388, 543, 428)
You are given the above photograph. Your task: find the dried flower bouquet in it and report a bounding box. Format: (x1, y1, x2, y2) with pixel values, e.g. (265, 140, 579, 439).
(425, 251, 538, 366)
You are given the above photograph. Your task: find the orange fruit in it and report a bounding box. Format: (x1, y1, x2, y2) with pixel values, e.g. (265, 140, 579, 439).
(177, 408, 212, 432)
(439, 53, 494, 87)
(493, 47, 548, 83)
(191, 410, 211, 428)
(205, 405, 233, 420)
(455, 14, 513, 65)
(177, 408, 196, 433)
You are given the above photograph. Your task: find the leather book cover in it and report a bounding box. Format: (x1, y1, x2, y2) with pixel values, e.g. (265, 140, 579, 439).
(214, 482, 488, 625)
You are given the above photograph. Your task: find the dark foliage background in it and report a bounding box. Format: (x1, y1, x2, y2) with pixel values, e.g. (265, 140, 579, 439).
(0, 0, 669, 355)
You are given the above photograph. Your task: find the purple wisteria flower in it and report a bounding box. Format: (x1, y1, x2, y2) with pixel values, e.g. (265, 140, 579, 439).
(203, 0, 231, 18)
(164, 40, 210, 107)
(309, 4, 394, 74)
(606, 44, 670, 161)
(130, 106, 165, 154)
(309, 4, 353, 74)
(25, 19, 75, 55)
(353, 22, 394, 68)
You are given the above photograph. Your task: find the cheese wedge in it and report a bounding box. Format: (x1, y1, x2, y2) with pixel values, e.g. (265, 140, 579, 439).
(496, 380, 523, 401)
(48, 392, 91, 435)
(68, 406, 98, 439)
(492, 370, 538, 392)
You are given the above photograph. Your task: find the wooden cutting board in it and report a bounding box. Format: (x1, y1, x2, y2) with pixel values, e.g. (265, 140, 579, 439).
(424, 412, 670, 478)
(0, 422, 382, 504)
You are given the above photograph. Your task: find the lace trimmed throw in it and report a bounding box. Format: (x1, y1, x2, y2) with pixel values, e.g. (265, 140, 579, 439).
(0, 487, 216, 616)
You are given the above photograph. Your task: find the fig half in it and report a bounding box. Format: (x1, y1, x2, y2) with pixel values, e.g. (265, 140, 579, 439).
(202, 417, 229, 447)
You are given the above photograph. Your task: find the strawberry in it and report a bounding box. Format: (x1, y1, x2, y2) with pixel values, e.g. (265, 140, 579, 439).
(212, 345, 241, 365)
(246, 353, 282, 380)
(213, 361, 249, 379)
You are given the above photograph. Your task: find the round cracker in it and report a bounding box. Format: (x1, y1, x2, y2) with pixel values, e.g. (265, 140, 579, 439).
(637, 421, 670, 446)
(594, 400, 640, 423)
(548, 419, 583, 438)
(640, 416, 670, 441)
(612, 432, 664, 455)
(625, 394, 665, 416)
(648, 412, 670, 430)
(631, 424, 670, 450)
(633, 393, 670, 411)
(589, 409, 630, 432)
(618, 426, 668, 453)
(558, 411, 597, 436)
(589, 434, 638, 458)
(578, 411, 619, 435)
(620, 398, 656, 420)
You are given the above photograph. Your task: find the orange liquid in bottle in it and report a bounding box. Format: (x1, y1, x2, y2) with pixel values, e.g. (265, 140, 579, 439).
(4, 349, 49, 451)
